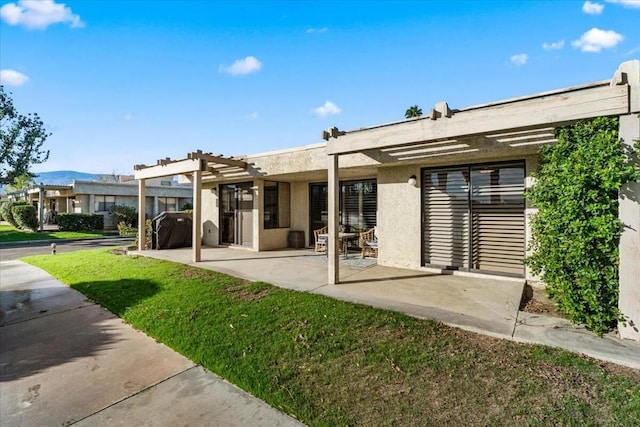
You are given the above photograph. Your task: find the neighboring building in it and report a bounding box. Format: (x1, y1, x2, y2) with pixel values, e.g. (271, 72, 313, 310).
(16, 178, 192, 229)
(135, 60, 639, 341)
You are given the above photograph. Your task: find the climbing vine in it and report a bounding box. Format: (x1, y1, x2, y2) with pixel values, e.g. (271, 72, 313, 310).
(526, 116, 639, 335)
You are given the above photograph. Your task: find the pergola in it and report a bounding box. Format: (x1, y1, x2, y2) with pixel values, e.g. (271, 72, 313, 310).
(133, 150, 247, 262)
(322, 60, 639, 339)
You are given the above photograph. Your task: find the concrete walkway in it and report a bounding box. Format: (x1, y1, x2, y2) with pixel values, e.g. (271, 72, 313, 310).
(0, 260, 304, 427)
(136, 246, 640, 370)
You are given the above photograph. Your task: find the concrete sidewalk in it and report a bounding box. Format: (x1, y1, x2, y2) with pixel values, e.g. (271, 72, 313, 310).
(0, 260, 304, 427)
(137, 246, 640, 370)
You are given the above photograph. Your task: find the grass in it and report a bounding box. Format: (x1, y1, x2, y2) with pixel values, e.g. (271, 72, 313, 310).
(0, 223, 118, 242)
(24, 249, 640, 426)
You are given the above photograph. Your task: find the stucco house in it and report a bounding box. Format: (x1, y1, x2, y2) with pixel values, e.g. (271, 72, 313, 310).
(18, 177, 193, 229)
(134, 60, 639, 341)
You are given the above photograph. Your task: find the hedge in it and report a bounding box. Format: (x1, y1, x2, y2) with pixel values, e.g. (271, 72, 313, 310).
(1, 201, 28, 228)
(57, 213, 104, 231)
(12, 204, 39, 231)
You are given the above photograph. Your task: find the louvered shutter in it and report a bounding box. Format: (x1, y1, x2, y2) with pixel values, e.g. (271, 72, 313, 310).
(470, 164, 525, 275)
(422, 168, 470, 268)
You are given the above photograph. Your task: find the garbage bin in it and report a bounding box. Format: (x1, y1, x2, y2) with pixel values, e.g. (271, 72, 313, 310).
(287, 230, 305, 248)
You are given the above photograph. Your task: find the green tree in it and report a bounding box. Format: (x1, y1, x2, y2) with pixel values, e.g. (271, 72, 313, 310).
(3, 173, 34, 194)
(1, 85, 51, 185)
(405, 105, 423, 118)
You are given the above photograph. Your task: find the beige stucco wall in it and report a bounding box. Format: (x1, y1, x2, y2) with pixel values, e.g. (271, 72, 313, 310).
(376, 165, 422, 270)
(201, 185, 219, 247)
(290, 181, 310, 246)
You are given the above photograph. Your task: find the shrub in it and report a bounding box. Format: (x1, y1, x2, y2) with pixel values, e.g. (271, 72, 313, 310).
(133, 219, 152, 249)
(110, 204, 137, 226)
(12, 204, 38, 231)
(526, 117, 640, 335)
(58, 213, 104, 231)
(181, 202, 193, 210)
(1, 201, 27, 227)
(117, 221, 137, 237)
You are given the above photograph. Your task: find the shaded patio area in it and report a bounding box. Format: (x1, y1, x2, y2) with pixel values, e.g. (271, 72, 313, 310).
(131, 246, 525, 337)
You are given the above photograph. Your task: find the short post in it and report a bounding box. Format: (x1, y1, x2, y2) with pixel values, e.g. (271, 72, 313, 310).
(51, 242, 57, 255)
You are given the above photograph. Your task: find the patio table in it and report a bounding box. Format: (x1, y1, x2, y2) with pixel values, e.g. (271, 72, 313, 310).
(318, 232, 358, 259)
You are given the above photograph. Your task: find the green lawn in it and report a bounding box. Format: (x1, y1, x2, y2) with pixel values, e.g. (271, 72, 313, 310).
(24, 249, 640, 426)
(0, 223, 118, 242)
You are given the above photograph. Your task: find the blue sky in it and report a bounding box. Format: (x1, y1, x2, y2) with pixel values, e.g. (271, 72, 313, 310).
(1, 0, 638, 175)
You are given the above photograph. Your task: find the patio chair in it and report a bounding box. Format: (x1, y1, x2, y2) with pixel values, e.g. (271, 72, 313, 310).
(360, 226, 378, 258)
(314, 226, 328, 253)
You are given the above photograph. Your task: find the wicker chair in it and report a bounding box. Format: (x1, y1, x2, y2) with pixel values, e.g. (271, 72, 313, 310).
(360, 227, 378, 258)
(314, 226, 328, 253)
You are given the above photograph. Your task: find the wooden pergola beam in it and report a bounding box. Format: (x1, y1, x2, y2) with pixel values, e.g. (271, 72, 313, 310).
(134, 158, 207, 180)
(327, 84, 629, 155)
(188, 150, 247, 168)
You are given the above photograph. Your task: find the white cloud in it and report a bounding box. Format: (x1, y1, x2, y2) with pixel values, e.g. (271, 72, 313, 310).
(246, 112, 259, 120)
(510, 53, 528, 66)
(121, 113, 134, 121)
(605, 0, 640, 8)
(582, 1, 605, 14)
(542, 40, 565, 50)
(0, 0, 84, 30)
(306, 27, 328, 34)
(0, 69, 29, 86)
(572, 28, 624, 52)
(219, 56, 262, 76)
(313, 100, 341, 117)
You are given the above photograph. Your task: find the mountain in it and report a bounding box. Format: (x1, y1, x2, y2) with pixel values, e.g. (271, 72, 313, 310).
(33, 170, 105, 185)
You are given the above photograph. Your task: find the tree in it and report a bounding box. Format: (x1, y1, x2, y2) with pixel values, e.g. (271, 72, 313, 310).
(405, 105, 423, 118)
(3, 173, 34, 194)
(1, 85, 50, 185)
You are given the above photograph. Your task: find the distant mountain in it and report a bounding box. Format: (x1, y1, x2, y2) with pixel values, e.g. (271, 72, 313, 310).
(33, 170, 105, 185)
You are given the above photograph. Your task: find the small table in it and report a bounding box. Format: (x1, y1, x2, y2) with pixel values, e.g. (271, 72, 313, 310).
(319, 232, 358, 259)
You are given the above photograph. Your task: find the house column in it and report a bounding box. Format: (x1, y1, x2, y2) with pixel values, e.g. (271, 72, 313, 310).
(138, 179, 146, 251)
(618, 113, 640, 341)
(328, 154, 339, 284)
(192, 170, 202, 262)
(38, 185, 44, 231)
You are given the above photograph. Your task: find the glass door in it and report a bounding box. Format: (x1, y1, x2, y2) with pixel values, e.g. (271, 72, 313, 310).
(220, 182, 253, 246)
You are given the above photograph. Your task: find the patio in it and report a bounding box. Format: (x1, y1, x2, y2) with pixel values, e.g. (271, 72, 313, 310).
(131, 246, 525, 337)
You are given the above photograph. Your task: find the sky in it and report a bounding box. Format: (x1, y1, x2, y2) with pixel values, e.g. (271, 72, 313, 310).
(1, 0, 639, 175)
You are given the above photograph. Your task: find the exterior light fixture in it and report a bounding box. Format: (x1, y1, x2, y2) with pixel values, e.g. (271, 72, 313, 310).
(408, 175, 417, 187)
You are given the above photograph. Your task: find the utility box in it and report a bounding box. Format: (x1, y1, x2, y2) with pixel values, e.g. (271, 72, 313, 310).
(288, 230, 305, 249)
(152, 212, 193, 249)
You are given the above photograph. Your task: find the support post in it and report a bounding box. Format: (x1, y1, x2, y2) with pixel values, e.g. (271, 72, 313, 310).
(38, 185, 44, 231)
(138, 179, 146, 251)
(328, 154, 339, 284)
(618, 113, 640, 341)
(192, 169, 202, 263)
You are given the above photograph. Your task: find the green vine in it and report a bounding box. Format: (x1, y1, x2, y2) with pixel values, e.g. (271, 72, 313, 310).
(525, 116, 640, 335)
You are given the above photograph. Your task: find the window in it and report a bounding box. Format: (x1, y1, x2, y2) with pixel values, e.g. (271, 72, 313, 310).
(95, 195, 115, 212)
(309, 179, 377, 243)
(264, 181, 290, 229)
(340, 180, 377, 233)
(158, 197, 177, 213)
